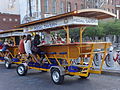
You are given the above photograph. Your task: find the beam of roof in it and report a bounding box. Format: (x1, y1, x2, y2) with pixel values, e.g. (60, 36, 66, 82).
(0, 28, 23, 34)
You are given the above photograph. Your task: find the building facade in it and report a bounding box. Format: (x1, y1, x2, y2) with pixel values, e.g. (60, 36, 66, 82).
(19, 0, 119, 24)
(0, 13, 20, 30)
(0, 0, 20, 30)
(0, 0, 20, 15)
(19, 0, 85, 24)
(84, 0, 115, 13)
(115, 0, 120, 19)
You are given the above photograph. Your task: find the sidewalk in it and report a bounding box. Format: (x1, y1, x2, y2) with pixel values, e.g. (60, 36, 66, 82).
(102, 70, 120, 76)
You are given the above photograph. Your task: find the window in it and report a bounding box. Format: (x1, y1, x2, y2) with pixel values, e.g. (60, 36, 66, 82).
(8, 0, 16, 8)
(44, 0, 49, 13)
(60, 1, 64, 13)
(75, 3, 78, 10)
(81, 4, 84, 9)
(112, 9, 114, 13)
(3, 18, 6, 21)
(15, 19, 18, 22)
(52, 0, 57, 13)
(107, 8, 110, 12)
(9, 18, 12, 21)
(108, 0, 110, 4)
(111, 0, 114, 5)
(67, 2, 71, 12)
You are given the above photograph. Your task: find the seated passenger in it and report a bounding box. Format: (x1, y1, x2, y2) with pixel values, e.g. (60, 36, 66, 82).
(0, 39, 3, 50)
(2, 39, 10, 51)
(0, 39, 3, 52)
(44, 31, 52, 44)
(56, 35, 65, 44)
(18, 35, 26, 54)
(31, 34, 40, 54)
(31, 34, 44, 64)
(24, 34, 32, 56)
(41, 39, 46, 45)
(9, 39, 14, 46)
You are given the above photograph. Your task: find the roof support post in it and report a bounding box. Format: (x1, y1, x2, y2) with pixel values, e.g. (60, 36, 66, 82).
(11, 37, 16, 46)
(80, 27, 86, 43)
(63, 26, 70, 44)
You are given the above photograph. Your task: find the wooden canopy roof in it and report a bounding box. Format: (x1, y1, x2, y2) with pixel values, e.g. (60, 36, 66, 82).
(16, 9, 116, 28)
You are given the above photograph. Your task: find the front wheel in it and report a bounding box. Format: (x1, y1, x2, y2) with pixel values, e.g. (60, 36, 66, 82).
(51, 68, 64, 85)
(117, 59, 120, 65)
(105, 54, 111, 67)
(93, 54, 101, 66)
(5, 59, 11, 69)
(17, 64, 28, 76)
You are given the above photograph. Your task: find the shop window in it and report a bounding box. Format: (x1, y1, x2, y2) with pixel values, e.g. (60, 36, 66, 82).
(3, 18, 6, 21)
(75, 3, 78, 10)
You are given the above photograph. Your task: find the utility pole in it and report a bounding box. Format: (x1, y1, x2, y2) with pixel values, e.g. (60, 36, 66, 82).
(28, 0, 32, 17)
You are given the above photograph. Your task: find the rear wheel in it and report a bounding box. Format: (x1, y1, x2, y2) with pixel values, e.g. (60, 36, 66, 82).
(51, 68, 64, 85)
(5, 59, 11, 69)
(17, 64, 28, 76)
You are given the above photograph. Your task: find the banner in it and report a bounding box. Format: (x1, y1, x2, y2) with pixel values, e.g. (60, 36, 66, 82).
(24, 16, 98, 32)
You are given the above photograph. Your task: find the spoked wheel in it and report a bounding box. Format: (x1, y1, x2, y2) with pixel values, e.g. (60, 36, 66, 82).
(5, 59, 11, 69)
(117, 59, 120, 65)
(51, 68, 64, 85)
(93, 54, 100, 66)
(17, 64, 28, 76)
(105, 54, 111, 67)
(80, 73, 90, 79)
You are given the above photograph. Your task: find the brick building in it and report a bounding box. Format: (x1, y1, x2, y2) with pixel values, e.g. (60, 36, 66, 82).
(40, 0, 85, 18)
(115, 0, 120, 19)
(20, 0, 85, 24)
(0, 13, 20, 30)
(0, 0, 20, 30)
(20, 0, 120, 24)
(84, 0, 115, 13)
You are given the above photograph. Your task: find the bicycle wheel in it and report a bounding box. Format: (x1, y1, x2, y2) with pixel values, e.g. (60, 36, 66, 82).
(105, 54, 111, 67)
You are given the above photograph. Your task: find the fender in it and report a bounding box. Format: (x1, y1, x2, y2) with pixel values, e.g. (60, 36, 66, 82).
(20, 63, 28, 70)
(50, 66, 65, 75)
(4, 57, 12, 63)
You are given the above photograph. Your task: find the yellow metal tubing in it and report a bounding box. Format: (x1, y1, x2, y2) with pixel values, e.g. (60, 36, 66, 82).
(80, 27, 86, 43)
(53, 54, 62, 66)
(44, 54, 52, 64)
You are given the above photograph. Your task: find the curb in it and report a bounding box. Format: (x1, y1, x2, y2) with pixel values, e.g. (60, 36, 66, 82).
(102, 70, 120, 76)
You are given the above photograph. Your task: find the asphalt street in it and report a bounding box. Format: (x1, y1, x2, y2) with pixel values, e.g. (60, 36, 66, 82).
(0, 63, 120, 90)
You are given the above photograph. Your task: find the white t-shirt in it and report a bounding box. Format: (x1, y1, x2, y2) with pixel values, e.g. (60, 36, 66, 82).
(24, 40, 32, 55)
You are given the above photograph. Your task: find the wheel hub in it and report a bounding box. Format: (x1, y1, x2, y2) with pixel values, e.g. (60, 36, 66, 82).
(52, 71, 59, 82)
(18, 66, 24, 75)
(5, 61, 9, 68)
